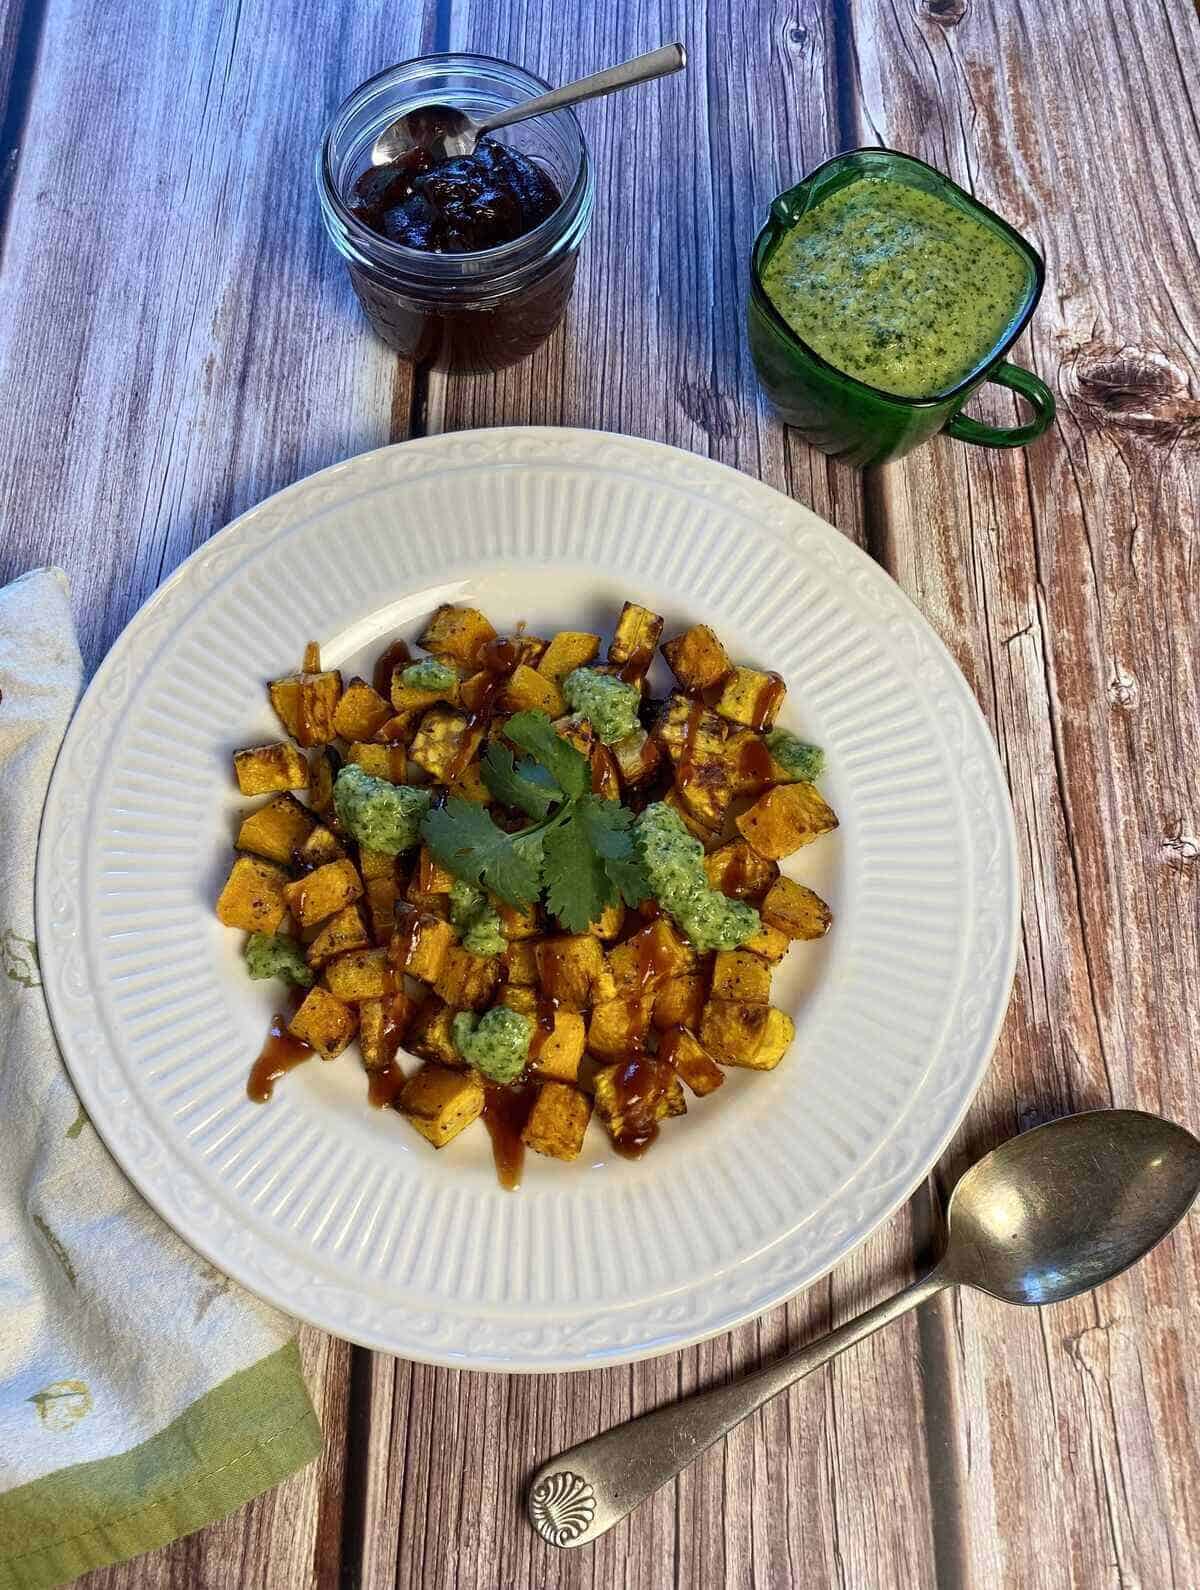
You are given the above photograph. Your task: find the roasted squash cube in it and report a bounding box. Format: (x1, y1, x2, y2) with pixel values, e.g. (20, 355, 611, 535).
(497, 899, 540, 939)
(296, 825, 345, 869)
(553, 715, 595, 759)
(235, 794, 317, 866)
(418, 605, 497, 667)
(662, 1026, 725, 1096)
(607, 919, 694, 995)
(711, 948, 772, 1005)
(415, 846, 456, 895)
(358, 848, 397, 882)
(760, 877, 833, 940)
(409, 707, 483, 782)
(608, 602, 664, 675)
(400, 1063, 485, 1147)
(703, 839, 778, 900)
(500, 985, 537, 1015)
(713, 666, 786, 731)
(282, 858, 362, 928)
(522, 1081, 592, 1161)
(389, 674, 462, 715)
(346, 741, 410, 783)
(535, 935, 606, 1011)
(390, 911, 457, 984)
(502, 664, 565, 718)
(698, 998, 770, 1065)
(365, 877, 401, 944)
(332, 676, 393, 742)
(288, 986, 357, 1059)
(324, 947, 396, 1004)
(587, 995, 655, 1059)
(306, 904, 370, 968)
(652, 973, 708, 1032)
(433, 944, 501, 1009)
(373, 710, 423, 745)
(593, 1058, 685, 1145)
(233, 743, 308, 797)
(216, 856, 289, 933)
(744, 922, 790, 963)
(358, 991, 415, 1070)
(654, 695, 735, 828)
(407, 998, 462, 1067)
(449, 761, 492, 804)
(269, 669, 342, 747)
(588, 900, 626, 941)
(609, 728, 662, 787)
(662, 788, 719, 847)
(661, 624, 734, 694)
(538, 630, 601, 684)
(307, 747, 338, 816)
(504, 940, 540, 986)
(736, 783, 839, 859)
(730, 1005, 795, 1071)
(530, 1011, 587, 1084)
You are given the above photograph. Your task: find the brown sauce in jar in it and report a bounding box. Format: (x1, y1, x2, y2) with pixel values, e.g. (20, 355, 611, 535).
(247, 1013, 314, 1102)
(482, 1081, 539, 1190)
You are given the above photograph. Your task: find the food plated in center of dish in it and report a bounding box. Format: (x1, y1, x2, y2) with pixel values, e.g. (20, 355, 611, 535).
(216, 600, 838, 1188)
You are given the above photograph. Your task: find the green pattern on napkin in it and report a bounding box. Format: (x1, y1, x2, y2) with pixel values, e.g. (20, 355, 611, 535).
(0, 1342, 320, 1590)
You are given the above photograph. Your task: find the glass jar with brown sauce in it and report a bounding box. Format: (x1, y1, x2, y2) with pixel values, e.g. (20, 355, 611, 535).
(317, 54, 595, 371)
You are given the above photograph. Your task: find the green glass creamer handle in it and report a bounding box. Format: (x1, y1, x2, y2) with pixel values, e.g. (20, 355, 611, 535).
(946, 361, 1056, 448)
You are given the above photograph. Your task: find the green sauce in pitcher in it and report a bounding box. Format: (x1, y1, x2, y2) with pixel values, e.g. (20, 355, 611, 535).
(761, 176, 1032, 400)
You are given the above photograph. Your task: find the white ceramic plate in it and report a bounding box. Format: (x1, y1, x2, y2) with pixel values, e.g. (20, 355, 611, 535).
(37, 429, 1017, 1371)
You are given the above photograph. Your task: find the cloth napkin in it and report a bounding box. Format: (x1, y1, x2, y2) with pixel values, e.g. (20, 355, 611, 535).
(0, 570, 321, 1590)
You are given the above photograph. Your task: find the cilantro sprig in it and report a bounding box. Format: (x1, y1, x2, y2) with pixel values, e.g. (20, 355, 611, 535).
(420, 710, 650, 931)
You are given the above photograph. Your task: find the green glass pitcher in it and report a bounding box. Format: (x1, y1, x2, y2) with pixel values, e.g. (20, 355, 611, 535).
(747, 148, 1055, 466)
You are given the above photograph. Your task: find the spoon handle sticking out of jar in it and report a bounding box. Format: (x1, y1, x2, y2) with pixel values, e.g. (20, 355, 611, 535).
(479, 43, 687, 137)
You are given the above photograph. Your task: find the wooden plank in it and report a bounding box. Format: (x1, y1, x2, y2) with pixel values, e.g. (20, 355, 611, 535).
(846, 0, 1200, 1583)
(0, 2, 432, 1586)
(349, 6, 944, 1589)
(0, 0, 431, 672)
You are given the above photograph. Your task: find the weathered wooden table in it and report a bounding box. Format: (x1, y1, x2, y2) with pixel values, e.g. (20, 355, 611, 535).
(3, 0, 1197, 1584)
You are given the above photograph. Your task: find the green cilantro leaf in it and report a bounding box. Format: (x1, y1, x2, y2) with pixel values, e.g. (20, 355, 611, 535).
(504, 710, 591, 800)
(577, 796, 652, 907)
(421, 797, 542, 907)
(541, 809, 615, 933)
(481, 741, 563, 819)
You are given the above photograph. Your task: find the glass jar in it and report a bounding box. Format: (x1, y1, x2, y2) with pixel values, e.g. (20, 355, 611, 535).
(317, 55, 595, 372)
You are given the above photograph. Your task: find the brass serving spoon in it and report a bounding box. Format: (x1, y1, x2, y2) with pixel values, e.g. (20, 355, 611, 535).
(527, 1109, 1200, 1549)
(371, 43, 686, 168)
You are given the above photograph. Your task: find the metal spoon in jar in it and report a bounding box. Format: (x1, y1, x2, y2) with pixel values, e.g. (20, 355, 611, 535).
(371, 43, 686, 168)
(527, 1109, 1200, 1549)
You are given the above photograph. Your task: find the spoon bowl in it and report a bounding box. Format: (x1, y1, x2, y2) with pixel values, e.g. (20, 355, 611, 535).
(943, 1108, 1200, 1305)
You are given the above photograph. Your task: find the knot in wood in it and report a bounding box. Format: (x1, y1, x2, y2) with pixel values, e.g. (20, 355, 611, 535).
(1107, 665, 1139, 709)
(1161, 824, 1199, 871)
(1068, 342, 1200, 441)
(677, 381, 738, 439)
(920, 0, 968, 23)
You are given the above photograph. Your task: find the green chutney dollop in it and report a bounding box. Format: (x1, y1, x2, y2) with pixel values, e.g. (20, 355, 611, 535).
(761, 176, 1031, 398)
(634, 801, 760, 953)
(453, 1006, 533, 1084)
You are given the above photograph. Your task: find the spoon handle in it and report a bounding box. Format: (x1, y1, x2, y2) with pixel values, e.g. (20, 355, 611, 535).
(527, 1268, 952, 1549)
(479, 44, 686, 136)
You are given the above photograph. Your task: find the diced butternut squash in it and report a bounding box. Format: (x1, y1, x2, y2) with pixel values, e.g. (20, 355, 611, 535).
(415, 846, 456, 895)
(609, 728, 661, 787)
(592, 1057, 685, 1146)
(538, 630, 601, 684)
(713, 666, 786, 731)
(346, 741, 410, 783)
(661, 1026, 725, 1096)
(409, 707, 483, 782)
(269, 669, 343, 746)
(607, 919, 694, 995)
(587, 995, 655, 1059)
(236, 793, 317, 866)
(530, 1011, 587, 1084)
(390, 911, 458, 984)
(505, 940, 540, 986)
(419, 605, 497, 667)
(216, 856, 290, 933)
(502, 664, 565, 717)
(522, 1082, 592, 1161)
(407, 998, 462, 1067)
(296, 825, 345, 869)
(449, 761, 492, 804)
(698, 998, 770, 1065)
(282, 858, 362, 928)
(661, 624, 734, 694)
(535, 935, 607, 1011)
(358, 848, 398, 882)
(736, 783, 839, 860)
(608, 602, 663, 675)
(588, 900, 626, 941)
(233, 743, 308, 797)
(400, 1063, 484, 1147)
(652, 973, 708, 1032)
(760, 876, 833, 939)
(332, 676, 393, 741)
(306, 904, 370, 968)
(703, 839, 778, 900)
(735, 1006, 795, 1071)
(711, 948, 773, 1005)
(358, 991, 415, 1070)
(744, 922, 790, 963)
(288, 986, 357, 1059)
(433, 944, 501, 1009)
(324, 947, 396, 1004)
